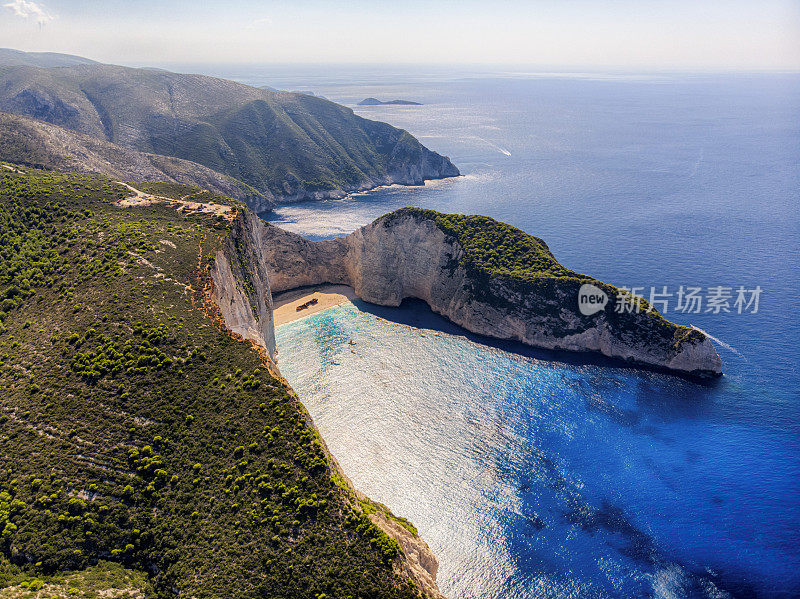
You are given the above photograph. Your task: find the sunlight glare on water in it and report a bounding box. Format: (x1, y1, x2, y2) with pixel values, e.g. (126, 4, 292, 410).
(276, 301, 800, 598)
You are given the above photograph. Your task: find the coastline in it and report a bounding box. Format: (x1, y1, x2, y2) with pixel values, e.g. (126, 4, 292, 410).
(267, 173, 462, 206)
(273, 284, 357, 326)
(272, 283, 446, 596)
(247, 209, 721, 377)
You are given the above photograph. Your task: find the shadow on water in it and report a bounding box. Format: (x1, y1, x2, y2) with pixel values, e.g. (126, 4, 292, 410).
(562, 497, 760, 599)
(347, 296, 741, 439)
(493, 429, 761, 598)
(346, 297, 764, 597)
(351, 296, 724, 387)
(510, 442, 760, 598)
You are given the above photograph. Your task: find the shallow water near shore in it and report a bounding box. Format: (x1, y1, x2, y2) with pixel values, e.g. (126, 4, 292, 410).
(210, 66, 800, 598)
(276, 300, 798, 598)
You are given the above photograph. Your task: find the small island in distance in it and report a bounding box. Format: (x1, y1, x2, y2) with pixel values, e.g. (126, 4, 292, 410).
(358, 97, 423, 105)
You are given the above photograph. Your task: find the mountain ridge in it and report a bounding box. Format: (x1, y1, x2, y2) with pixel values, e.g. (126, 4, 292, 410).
(0, 48, 98, 68)
(0, 112, 275, 210)
(0, 51, 459, 208)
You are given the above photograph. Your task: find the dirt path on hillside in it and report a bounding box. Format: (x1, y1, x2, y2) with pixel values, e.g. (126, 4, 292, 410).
(114, 181, 233, 219)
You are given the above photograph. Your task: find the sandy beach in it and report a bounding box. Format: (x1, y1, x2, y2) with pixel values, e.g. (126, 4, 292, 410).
(273, 284, 357, 326)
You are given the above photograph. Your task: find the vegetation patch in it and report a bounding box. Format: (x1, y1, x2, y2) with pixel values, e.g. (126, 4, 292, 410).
(0, 560, 151, 599)
(384, 207, 585, 283)
(383, 207, 700, 348)
(0, 167, 426, 598)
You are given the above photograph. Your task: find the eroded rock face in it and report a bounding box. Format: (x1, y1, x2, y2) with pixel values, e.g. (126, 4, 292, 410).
(209, 212, 448, 598)
(368, 510, 445, 599)
(209, 212, 276, 358)
(241, 210, 722, 378)
(207, 207, 720, 599)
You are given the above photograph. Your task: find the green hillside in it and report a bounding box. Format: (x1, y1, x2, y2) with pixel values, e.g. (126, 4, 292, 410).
(383, 208, 705, 349)
(0, 112, 273, 209)
(0, 56, 458, 204)
(0, 166, 428, 598)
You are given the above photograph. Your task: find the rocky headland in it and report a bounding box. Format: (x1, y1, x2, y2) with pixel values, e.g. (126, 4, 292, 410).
(212, 207, 722, 378)
(0, 51, 459, 209)
(203, 203, 725, 597)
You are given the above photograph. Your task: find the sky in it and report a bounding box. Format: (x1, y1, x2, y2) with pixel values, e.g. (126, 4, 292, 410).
(1, 0, 799, 70)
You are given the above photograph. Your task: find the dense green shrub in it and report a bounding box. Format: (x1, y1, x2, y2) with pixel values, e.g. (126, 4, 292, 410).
(0, 168, 422, 599)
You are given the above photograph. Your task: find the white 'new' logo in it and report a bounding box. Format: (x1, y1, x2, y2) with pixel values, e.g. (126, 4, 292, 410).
(578, 283, 608, 316)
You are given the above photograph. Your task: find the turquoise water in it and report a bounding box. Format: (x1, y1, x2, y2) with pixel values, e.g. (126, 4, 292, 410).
(184, 66, 800, 597)
(276, 300, 798, 598)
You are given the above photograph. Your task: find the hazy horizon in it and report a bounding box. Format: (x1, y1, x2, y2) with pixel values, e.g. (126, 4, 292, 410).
(121, 61, 800, 75)
(1, 0, 798, 71)
(5, 51, 800, 77)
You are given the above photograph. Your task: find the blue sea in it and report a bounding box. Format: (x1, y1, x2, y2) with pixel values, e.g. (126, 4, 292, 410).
(194, 65, 799, 598)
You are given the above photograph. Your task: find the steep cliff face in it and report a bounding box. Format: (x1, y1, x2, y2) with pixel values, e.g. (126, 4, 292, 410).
(0, 58, 459, 207)
(242, 209, 722, 378)
(210, 211, 446, 598)
(209, 212, 277, 359)
(273, 129, 460, 203)
(209, 206, 722, 597)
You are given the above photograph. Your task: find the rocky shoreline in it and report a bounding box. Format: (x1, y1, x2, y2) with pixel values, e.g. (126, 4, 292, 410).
(207, 205, 723, 598)
(270, 170, 460, 205)
(213, 208, 722, 379)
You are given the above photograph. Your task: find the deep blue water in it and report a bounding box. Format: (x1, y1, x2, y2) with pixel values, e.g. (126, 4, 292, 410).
(196, 66, 799, 598)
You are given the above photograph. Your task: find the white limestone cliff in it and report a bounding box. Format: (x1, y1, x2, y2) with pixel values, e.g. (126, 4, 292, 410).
(208, 211, 447, 598)
(209, 212, 277, 359)
(237, 209, 722, 378)
(206, 206, 722, 599)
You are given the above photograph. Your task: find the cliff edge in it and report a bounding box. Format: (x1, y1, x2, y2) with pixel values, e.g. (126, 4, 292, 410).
(239, 207, 722, 378)
(210, 210, 277, 359)
(209, 209, 446, 597)
(204, 205, 723, 598)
